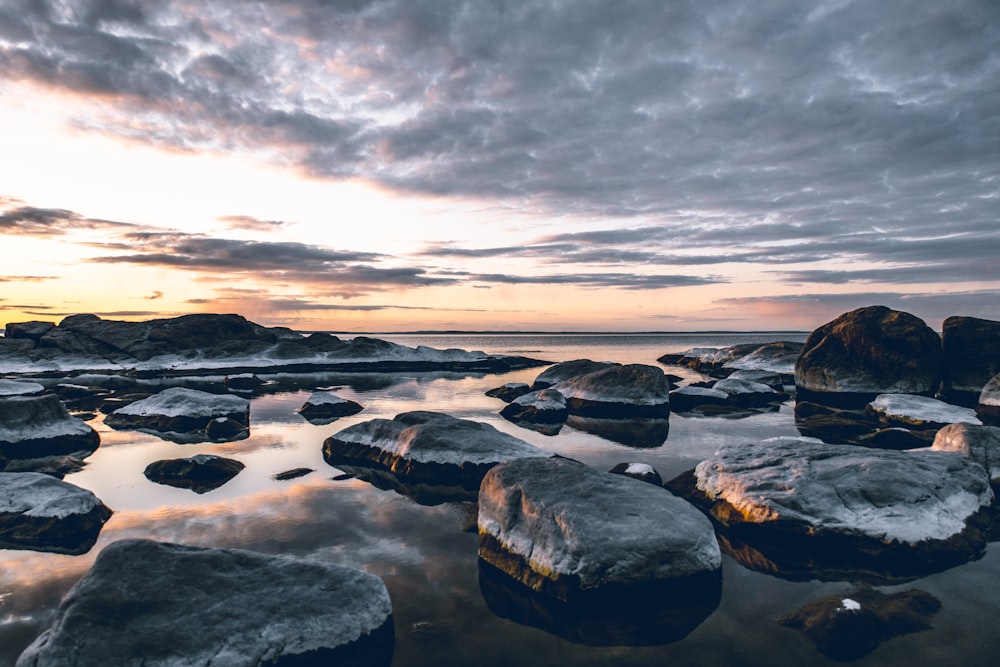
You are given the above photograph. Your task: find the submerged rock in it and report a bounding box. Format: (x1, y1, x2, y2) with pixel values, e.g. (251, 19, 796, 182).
(223, 373, 264, 391)
(143, 454, 245, 494)
(794, 306, 944, 406)
(478, 457, 721, 602)
(323, 411, 552, 493)
(0, 472, 112, 554)
(942, 315, 1000, 406)
(297, 391, 364, 422)
(0, 393, 100, 460)
(104, 387, 250, 435)
(780, 588, 941, 661)
(17, 539, 395, 667)
(867, 393, 981, 429)
(668, 437, 993, 581)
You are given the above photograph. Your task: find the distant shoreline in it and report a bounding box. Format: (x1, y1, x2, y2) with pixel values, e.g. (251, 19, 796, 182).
(319, 330, 812, 336)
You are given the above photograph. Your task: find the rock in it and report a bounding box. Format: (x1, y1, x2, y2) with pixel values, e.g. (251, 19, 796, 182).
(4, 320, 54, 342)
(564, 416, 671, 448)
(204, 417, 249, 441)
(17, 539, 395, 667)
(658, 341, 803, 376)
(552, 364, 671, 418)
(531, 359, 617, 389)
(793, 401, 880, 446)
(780, 589, 940, 661)
(711, 378, 788, 406)
(323, 411, 552, 492)
(723, 341, 804, 375)
(668, 385, 731, 411)
(224, 373, 264, 391)
(858, 428, 934, 450)
(795, 306, 944, 406)
(726, 369, 785, 390)
(272, 467, 314, 481)
(296, 391, 364, 422)
(978, 373, 1000, 425)
(669, 378, 786, 413)
(942, 315, 1000, 406)
(867, 393, 981, 429)
(104, 387, 250, 434)
(932, 422, 1000, 483)
(609, 462, 663, 486)
(485, 382, 532, 402)
(1, 455, 87, 478)
(0, 472, 112, 554)
(478, 456, 721, 602)
(668, 437, 993, 580)
(0, 380, 45, 397)
(143, 454, 245, 494)
(499, 388, 568, 433)
(0, 394, 100, 460)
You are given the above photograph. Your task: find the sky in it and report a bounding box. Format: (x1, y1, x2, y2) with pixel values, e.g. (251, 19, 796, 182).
(0, 0, 998, 332)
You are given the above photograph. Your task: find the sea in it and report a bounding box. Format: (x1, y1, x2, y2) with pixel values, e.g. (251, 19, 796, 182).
(2, 332, 998, 666)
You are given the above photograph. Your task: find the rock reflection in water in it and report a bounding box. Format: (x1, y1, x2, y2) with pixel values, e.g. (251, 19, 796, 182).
(478, 561, 721, 646)
(564, 416, 670, 448)
(331, 465, 479, 505)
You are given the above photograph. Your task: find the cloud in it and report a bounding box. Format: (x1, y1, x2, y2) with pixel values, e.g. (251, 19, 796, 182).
(144, 290, 164, 300)
(217, 215, 289, 232)
(0, 275, 59, 282)
(0, 202, 135, 236)
(469, 272, 725, 290)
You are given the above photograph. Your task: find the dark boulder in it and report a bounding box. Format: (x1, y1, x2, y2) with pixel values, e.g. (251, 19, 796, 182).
(609, 462, 663, 486)
(143, 454, 245, 494)
(485, 382, 532, 403)
(104, 387, 250, 435)
(942, 315, 1000, 406)
(795, 306, 944, 406)
(531, 359, 617, 389)
(0, 472, 112, 554)
(0, 394, 100, 460)
(500, 389, 569, 433)
(978, 374, 1000, 425)
(297, 391, 364, 422)
(552, 364, 671, 418)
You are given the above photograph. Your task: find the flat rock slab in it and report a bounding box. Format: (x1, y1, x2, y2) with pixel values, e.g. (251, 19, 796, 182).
(867, 393, 981, 429)
(0, 472, 112, 555)
(104, 387, 250, 434)
(17, 539, 394, 667)
(324, 411, 552, 491)
(0, 394, 100, 459)
(144, 455, 245, 494)
(478, 456, 721, 602)
(670, 437, 994, 580)
(0, 380, 45, 397)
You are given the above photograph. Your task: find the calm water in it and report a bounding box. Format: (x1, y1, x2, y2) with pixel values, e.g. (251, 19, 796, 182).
(2, 333, 998, 666)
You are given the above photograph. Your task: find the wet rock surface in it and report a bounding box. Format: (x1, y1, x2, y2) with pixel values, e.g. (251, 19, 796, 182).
(0, 472, 112, 554)
(0, 393, 100, 460)
(143, 454, 245, 494)
(296, 391, 364, 422)
(866, 393, 982, 429)
(104, 387, 250, 436)
(16, 539, 395, 667)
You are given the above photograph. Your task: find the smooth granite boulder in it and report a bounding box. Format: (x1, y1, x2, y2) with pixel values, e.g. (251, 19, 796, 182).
(795, 306, 944, 406)
(668, 437, 994, 580)
(866, 393, 981, 429)
(0, 394, 100, 459)
(16, 539, 395, 667)
(104, 387, 250, 435)
(978, 374, 1000, 425)
(296, 391, 363, 423)
(551, 364, 671, 418)
(143, 455, 245, 494)
(942, 315, 1000, 405)
(485, 382, 533, 403)
(531, 359, 617, 389)
(932, 422, 1000, 484)
(323, 411, 552, 493)
(780, 589, 940, 661)
(478, 457, 721, 602)
(0, 472, 112, 554)
(499, 389, 568, 435)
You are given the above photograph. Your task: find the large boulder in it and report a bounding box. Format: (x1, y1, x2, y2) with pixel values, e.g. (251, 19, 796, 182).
(478, 456, 721, 602)
(531, 359, 617, 389)
(551, 364, 671, 418)
(0, 472, 112, 554)
(144, 455, 245, 494)
(17, 539, 395, 667)
(658, 341, 803, 377)
(104, 387, 250, 435)
(866, 394, 981, 430)
(794, 306, 944, 406)
(942, 315, 1000, 405)
(0, 394, 100, 459)
(978, 373, 1000, 425)
(932, 422, 1000, 484)
(668, 437, 993, 580)
(323, 411, 552, 494)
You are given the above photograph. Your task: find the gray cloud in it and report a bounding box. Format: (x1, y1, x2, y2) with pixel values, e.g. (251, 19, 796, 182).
(469, 272, 725, 290)
(0, 204, 135, 236)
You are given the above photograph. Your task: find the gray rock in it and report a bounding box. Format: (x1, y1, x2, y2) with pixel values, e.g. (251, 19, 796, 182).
(478, 457, 721, 601)
(867, 393, 981, 430)
(531, 359, 617, 389)
(726, 369, 785, 390)
(104, 387, 250, 435)
(668, 385, 730, 411)
(552, 364, 671, 418)
(932, 422, 1000, 482)
(500, 388, 568, 427)
(485, 382, 532, 402)
(670, 437, 993, 579)
(0, 380, 45, 397)
(144, 455, 245, 494)
(0, 472, 112, 554)
(795, 306, 944, 405)
(609, 462, 663, 486)
(0, 394, 100, 460)
(296, 391, 363, 422)
(658, 341, 803, 376)
(978, 373, 1000, 425)
(324, 411, 552, 492)
(17, 539, 394, 667)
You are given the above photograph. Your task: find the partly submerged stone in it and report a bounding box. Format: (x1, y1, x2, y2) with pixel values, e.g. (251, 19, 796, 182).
(669, 378, 786, 413)
(485, 382, 532, 403)
(297, 391, 364, 422)
(932, 422, 1000, 483)
(323, 411, 552, 493)
(552, 364, 671, 418)
(780, 588, 941, 661)
(668, 385, 730, 412)
(223, 373, 265, 391)
(16, 539, 395, 667)
(867, 393, 981, 429)
(668, 437, 993, 580)
(978, 373, 1000, 425)
(726, 369, 785, 390)
(500, 388, 568, 433)
(794, 306, 944, 406)
(941, 315, 1000, 406)
(658, 341, 803, 377)
(478, 457, 721, 602)
(204, 416, 249, 441)
(0, 472, 112, 555)
(143, 454, 245, 494)
(609, 462, 663, 486)
(104, 387, 250, 435)
(272, 467, 313, 481)
(0, 393, 100, 460)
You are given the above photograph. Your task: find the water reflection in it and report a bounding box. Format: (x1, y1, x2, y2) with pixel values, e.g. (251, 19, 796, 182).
(565, 416, 670, 448)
